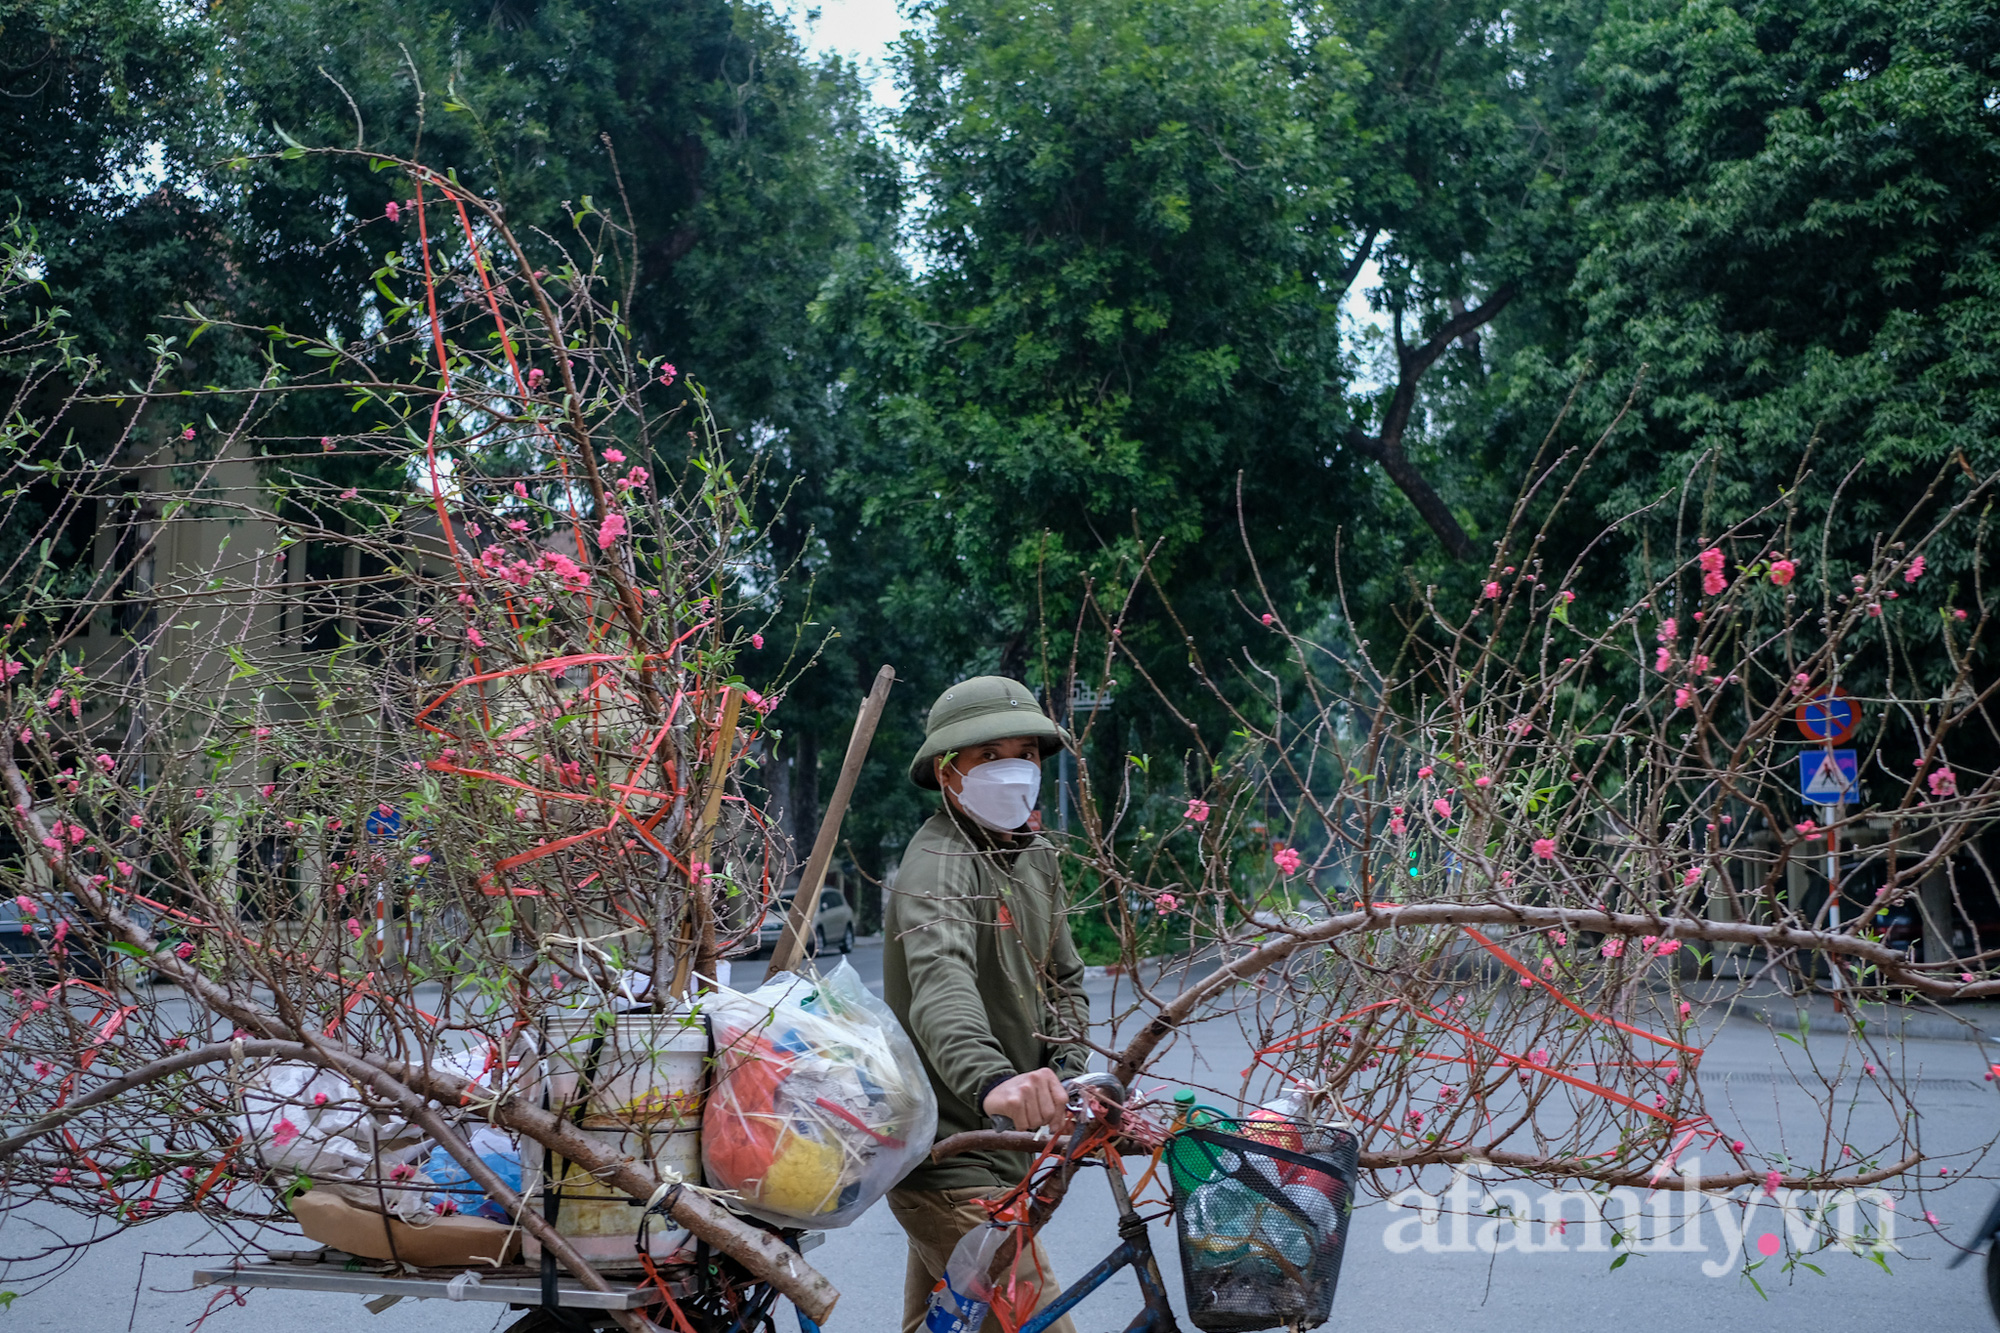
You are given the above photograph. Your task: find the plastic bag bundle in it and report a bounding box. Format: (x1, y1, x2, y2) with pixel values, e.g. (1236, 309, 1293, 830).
(702, 958, 936, 1228)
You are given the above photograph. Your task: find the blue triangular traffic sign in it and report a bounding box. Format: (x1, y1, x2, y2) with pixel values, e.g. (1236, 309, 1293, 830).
(1798, 749, 1858, 803)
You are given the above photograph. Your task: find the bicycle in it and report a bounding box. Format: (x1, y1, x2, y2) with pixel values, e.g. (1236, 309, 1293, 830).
(825, 1072, 1179, 1333)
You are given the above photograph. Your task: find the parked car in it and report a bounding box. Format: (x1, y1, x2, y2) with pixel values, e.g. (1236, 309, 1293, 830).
(750, 887, 856, 958)
(0, 897, 48, 973)
(1870, 901, 1921, 954)
(0, 894, 161, 983)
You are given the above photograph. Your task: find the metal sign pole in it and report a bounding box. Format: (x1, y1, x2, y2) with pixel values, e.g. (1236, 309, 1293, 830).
(1059, 678, 1114, 836)
(1822, 798, 1842, 991)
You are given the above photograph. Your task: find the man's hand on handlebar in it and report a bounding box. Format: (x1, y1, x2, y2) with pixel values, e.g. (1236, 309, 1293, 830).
(982, 1068, 1069, 1132)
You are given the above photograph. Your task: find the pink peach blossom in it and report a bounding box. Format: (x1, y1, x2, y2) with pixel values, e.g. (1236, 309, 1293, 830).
(1698, 547, 1726, 595)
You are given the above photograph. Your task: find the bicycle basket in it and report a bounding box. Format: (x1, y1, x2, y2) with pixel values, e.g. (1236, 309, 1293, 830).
(1167, 1122, 1358, 1332)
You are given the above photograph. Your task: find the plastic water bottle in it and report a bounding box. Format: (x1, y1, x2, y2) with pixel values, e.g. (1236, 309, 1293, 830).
(1243, 1088, 1307, 1153)
(923, 1221, 1008, 1332)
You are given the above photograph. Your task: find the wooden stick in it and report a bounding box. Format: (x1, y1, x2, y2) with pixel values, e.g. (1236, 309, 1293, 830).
(767, 665, 895, 979)
(673, 686, 742, 997)
(689, 686, 743, 990)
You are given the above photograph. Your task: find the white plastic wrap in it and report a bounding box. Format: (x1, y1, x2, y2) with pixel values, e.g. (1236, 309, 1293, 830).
(702, 958, 936, 1228)
(235, 1060, 432, 1219)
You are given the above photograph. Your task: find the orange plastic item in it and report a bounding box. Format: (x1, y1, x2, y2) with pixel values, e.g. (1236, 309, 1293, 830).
(702, 1033, 793, 1187)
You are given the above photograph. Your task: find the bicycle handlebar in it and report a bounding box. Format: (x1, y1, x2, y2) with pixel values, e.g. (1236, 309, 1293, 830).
(985, 1072, 1126, 1134)
(942, 1073, 1135, 1161)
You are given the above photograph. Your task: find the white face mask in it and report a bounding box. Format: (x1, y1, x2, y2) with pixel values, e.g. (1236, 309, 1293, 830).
(954, 757, 1042, 832)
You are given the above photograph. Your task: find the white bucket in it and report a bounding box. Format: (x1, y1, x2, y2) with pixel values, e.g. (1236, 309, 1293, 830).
(522, 1008, 707, 1270)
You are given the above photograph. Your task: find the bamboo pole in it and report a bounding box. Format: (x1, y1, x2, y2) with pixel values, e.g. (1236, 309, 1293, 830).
(673, 685, 742, 997)
(766, 665, 895, 979)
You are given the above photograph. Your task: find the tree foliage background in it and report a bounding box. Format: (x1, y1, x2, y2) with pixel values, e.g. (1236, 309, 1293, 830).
(4, 0, 1996, 907)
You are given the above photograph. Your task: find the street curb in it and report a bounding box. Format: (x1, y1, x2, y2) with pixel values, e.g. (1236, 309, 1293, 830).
(1723, 997, 2000, 1046)
(1083, 955, 1170, 981)
(1641, 974, 2000, 1047)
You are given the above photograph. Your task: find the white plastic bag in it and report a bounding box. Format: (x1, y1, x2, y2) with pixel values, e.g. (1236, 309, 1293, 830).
(702, 958, 936, 1227)
(235, 1061, 432, 1219)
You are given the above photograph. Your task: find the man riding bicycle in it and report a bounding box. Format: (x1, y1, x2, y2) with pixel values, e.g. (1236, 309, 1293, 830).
(882, 675, 1089, 1333)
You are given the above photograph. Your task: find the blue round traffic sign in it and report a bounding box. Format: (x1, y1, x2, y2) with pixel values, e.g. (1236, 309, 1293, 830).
(1794, 688, 1857, 744)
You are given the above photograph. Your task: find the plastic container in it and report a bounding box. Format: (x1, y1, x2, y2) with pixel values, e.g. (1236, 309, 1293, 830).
(1166, 1093, 1235, 1192)
(1240, 1089, 1307, 1154)
(522, 1007, 708, 1270)
(922, 1220, 1008, 1332)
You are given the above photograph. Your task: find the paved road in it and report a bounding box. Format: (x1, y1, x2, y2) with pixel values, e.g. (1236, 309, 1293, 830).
(4, 937, 1995, 1330)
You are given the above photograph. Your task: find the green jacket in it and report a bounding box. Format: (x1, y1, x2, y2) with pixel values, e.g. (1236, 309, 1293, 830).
(884, 808, 1091, 1191)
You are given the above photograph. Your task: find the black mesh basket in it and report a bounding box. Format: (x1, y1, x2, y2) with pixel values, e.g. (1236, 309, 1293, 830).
(1166, 1122, 1358, 1332)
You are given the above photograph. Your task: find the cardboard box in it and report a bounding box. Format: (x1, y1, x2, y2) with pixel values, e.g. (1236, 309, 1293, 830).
(289, 1189, 520, 1268)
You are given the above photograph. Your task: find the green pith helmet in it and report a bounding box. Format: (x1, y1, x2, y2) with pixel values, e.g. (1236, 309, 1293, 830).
(908, 675, 1072, 789)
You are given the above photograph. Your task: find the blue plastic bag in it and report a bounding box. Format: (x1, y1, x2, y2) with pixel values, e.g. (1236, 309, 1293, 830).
(425, 1127, 521, 1222)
